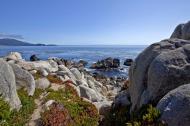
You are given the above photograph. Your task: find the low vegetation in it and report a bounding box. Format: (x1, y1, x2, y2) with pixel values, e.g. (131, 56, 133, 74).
(1, 71, 164, 126)
(103, 104, 166, 126)
(127, 105, 165, 126)
(47, 74, 63, 84)
(42, 102, 74, 126)
(0, 89, 43, 126)
(42, 84, 99, 126)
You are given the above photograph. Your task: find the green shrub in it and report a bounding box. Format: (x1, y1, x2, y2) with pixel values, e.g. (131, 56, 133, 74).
(0, 89, 43, 126)
(103, 104, 166, 126)
(43, 84, 99, 126)
(103, 105, 131, 126)
(0, 98, 11, 126)
(142, 105, 160, 123)
(127, 105, 166, 126)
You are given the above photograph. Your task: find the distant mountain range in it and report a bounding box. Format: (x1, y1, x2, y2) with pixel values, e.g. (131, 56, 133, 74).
(0, 38, 56, 46)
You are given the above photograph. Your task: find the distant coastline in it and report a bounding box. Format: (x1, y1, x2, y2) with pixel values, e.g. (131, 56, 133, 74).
(0, 38, 56, 46)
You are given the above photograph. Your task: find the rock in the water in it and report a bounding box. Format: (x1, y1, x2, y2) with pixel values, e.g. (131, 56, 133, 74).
(124, 59, 133, 66)
(30, 54, 40, 61)
(113, 58, 120, 68)
(157, 84, 190, 126)
(78, 60, 88, 67)
(91, 57, 120, 69)
(9, 63, 35, 96)
(0, 59, 21, 110)
(129, 38, 190, 111)
(35, 78, 50, 89)
(171, 21, 190, 40)
(5, 52, 22, 61)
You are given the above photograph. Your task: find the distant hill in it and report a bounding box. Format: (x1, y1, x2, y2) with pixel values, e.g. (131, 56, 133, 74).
(0, 38, 54, 46)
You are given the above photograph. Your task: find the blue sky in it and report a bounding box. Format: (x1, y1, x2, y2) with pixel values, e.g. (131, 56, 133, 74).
(0, 0, 190, 45)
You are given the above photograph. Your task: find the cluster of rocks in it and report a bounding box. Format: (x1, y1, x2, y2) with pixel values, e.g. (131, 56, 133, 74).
(30, 55, 88, 69)
(90, 57, 133, 70)
(112, 21, 190, 126)
(0, 52, 127, 120)
(90, 57, 120, 69)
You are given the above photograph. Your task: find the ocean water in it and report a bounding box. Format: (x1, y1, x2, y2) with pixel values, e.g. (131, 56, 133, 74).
(0, 45, 147, 77)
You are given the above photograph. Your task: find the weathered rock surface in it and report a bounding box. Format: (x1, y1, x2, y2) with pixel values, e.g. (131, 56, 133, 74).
(129, 38, 190, 111)
(49, 57, 74, 67)
(171, 21, 190, 40)
(17, 60, 58, 72)
(70, 68, 82, 80)
(9, 63, 36, 96)
(79, 85, 104, 102)
(0, 59, 21, 110)
(58, 65, 77, 83)
(112, 90, 131, 109)
(94, 101, 112, 116)
(35, 78, 50, 90)
(157, 84, 190, 126)
(5, 52, 22, 61)
(38, 68, 48, 77)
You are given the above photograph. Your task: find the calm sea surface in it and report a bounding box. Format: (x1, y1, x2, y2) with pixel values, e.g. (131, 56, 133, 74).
(0, 45, 147, 77)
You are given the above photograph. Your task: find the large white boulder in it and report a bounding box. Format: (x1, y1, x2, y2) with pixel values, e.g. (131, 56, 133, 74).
(0, 59, 21, 110)
(79, 85, 104, 102)
(9, 63, 35, 96)
(5, 52, 22, 61)
(17, 60, 58, 72)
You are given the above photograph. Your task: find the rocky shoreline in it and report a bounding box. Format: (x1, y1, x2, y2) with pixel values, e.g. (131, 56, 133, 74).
(0, 51, 128, 125)
(1, 21, 190, 126)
